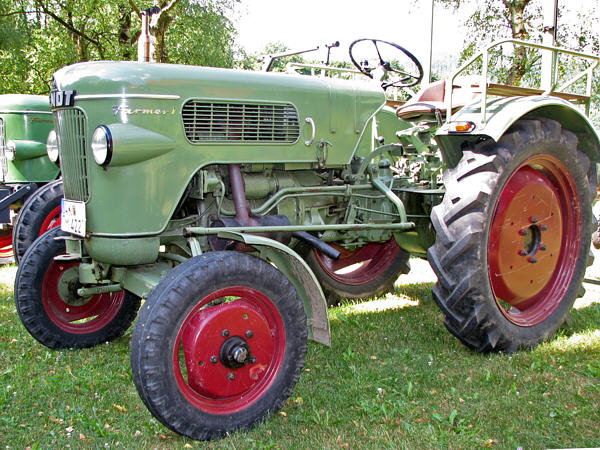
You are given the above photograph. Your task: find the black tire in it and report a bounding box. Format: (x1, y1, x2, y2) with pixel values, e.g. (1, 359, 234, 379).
(130, 251, 308, 440)
(428, 118, 594, 353)
(15, 227, 141, 349)
(13, 179, 63, 264)
(303, 238, 410, 305)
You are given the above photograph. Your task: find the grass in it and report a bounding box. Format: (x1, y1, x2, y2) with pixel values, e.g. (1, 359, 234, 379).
(1, 261, 599, 449)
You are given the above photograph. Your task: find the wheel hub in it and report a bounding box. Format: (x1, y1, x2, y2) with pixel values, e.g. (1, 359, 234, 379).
(56, 266, 90, 306)
(180, 296, 278, 398)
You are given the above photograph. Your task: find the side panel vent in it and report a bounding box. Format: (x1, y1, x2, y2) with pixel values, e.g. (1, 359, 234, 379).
(182, 101, 300, 144)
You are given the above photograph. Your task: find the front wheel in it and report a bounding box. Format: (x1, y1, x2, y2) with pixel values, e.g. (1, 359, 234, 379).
(304, 238, 410, 305)
(428, 118, 594, 353)
(15, 227, 141, 349)
(130, 251, 308, 440)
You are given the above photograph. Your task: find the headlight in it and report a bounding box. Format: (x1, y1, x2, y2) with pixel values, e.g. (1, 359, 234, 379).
(91, 125, 113, 166)
(46, 130, 59, 163)
(5, 141, 16, 161)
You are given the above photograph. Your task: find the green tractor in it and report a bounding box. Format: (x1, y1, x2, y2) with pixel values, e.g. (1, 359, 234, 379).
(0, 95, 63, 263)
(15, 38, 600, 440)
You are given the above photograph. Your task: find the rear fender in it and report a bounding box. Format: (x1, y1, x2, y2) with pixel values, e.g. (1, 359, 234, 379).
(218, 231, 331, 346)
(436, 96, 600, 167)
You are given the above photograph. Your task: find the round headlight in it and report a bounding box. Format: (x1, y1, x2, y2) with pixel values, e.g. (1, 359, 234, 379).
(46, 130, 59, 163)
(5, 141, 16, 161)
(91, 125, 113, 166)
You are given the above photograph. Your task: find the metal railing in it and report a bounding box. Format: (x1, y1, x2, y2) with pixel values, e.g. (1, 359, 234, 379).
(445, 39, 600, 124)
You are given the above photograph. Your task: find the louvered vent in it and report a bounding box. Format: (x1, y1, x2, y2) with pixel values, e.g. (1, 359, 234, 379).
(182, 101, 300, 144)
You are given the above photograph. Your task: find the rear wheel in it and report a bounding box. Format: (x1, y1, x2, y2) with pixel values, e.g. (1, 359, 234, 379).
(15, 227, 141, 349)
(130, 251, 307, 440)
(13, 179, 63, 264)
(428, 119, 594, 352)
(304, 238, 410, 305)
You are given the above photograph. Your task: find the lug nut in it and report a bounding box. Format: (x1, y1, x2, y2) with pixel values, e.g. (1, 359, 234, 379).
(541, 224, 548, 231)
(528, 257, 537, 264)
(227, 372, 235, 381)
(519, 250, 527, 256)
(245, 330, 254, 338)
(519, 229, 528, 236)
(249, 356, 256, 364)
(210, 356, 218, 364)
(530, 217, 538, 223)
(222, 329, 230, 338)
(540, 244, 547, 251)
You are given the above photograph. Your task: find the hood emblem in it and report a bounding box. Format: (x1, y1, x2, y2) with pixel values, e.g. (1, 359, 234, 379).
(112, 105, 176, 116)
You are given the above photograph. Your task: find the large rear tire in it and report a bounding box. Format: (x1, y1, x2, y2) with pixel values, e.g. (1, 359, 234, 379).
(304, 238, 410, 305)
(13, 179, 63, 264)
(15, 227, 141, 349)
(428, 118, 594, 353)
(130, 251, 308, 440)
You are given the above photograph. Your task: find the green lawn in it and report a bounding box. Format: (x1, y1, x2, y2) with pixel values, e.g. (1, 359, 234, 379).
(1, 261, 599, 449)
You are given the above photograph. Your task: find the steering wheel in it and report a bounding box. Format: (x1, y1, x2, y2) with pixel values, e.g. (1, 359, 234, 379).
(349, 39, 423, 89)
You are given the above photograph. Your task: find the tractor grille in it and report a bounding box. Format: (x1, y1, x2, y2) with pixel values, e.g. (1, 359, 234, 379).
(55, 108, 89, 201)
(182, 101, 300, 144)
(0, 119, 6, 181)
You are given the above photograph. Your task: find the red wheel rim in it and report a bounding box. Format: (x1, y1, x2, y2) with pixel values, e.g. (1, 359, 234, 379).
(41, 261, 125, 333)
(174, 287, 286, 415)
(39, 205, 61, 236)
(313, 238, 400, 285)
(0, 230, 13, 259)
(488, 156, 581, 326)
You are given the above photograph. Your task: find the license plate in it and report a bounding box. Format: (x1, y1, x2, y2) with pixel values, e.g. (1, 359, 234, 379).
(61, 199, 86, 237)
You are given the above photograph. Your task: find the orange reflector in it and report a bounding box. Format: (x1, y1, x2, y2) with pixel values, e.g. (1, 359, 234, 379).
(450, 121, 476, 133)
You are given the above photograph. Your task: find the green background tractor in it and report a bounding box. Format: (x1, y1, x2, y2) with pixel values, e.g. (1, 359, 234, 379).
(15, 38, 600, 440)
(0, 94, 63, 263)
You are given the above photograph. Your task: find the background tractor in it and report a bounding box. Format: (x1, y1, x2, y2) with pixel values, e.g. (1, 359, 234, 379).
(14, 36, 600, 440)
(0, 94, 63, 263)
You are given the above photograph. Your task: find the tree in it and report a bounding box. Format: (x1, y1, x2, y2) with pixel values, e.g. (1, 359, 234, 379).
(0, 0, 240, 95)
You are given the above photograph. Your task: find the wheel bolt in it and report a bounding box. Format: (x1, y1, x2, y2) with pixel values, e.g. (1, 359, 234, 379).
(528, 257, 537, 264)
(249, 356, 256, 364)
(245, 330, 254, 338)
(530, 217, 538, 223)
(222, 329, 230, 338)
(519, 250, 527, 256)
(540, 244, 547, 251)
(541, 224, 548, 231)
(519, 229, 528, 236)
(227, 372, 235, 381)
(210, 356, 218, 364)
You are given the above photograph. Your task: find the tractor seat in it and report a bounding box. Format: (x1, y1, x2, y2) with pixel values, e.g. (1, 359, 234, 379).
(396, 79, 480, 122)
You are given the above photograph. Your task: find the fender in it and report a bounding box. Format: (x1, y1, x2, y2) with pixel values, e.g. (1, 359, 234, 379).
(436, 96, 600, 167)
(218, 231, 331, 346)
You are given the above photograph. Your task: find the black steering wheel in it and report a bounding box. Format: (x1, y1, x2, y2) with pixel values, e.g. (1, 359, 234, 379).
(349, 39, 424, 89)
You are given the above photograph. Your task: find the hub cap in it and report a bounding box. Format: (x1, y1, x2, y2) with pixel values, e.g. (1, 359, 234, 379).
(488, 157, 581, 326)
(175, 287, 285, 414)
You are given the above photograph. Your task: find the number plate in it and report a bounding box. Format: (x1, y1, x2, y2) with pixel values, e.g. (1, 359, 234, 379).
(61, 199, 86, 237)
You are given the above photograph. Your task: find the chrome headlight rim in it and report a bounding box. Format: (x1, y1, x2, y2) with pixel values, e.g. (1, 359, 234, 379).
(46, 130, 59, 164)
(91, 125, 113, 167)
(5, 140, 16, 161)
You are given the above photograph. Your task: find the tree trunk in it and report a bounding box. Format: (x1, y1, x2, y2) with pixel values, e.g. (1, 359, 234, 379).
(502, 0, 532, 85)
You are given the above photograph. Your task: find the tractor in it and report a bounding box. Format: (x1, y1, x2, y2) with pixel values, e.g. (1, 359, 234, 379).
(14, 38, 600, 440)
(0, 94, 63, 263)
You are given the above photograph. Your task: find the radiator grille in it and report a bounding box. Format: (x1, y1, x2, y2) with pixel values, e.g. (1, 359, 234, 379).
(55, 109, 89, 201)
(182, 101, 300, 144)
(0, 119, 6, 181)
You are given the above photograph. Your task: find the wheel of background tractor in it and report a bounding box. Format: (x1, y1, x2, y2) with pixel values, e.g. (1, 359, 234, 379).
(304, 238, 410, 305)
(428, 118, 594, 353)
(13, 179, 63, 264)
(0, 228, 14, 263)
(130, 251, 307, 440)
(15, 227, 141, 349)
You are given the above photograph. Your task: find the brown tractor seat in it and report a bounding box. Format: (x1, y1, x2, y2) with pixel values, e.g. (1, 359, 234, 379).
(396, 79, 480, 122)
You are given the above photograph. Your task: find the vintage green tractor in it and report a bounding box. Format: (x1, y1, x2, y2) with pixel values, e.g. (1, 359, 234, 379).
(15, 38, 600, 440)
(0, 94, 63, 263)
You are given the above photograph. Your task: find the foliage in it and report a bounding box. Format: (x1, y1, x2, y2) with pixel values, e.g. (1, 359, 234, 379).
(0, 0, 239, 95)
